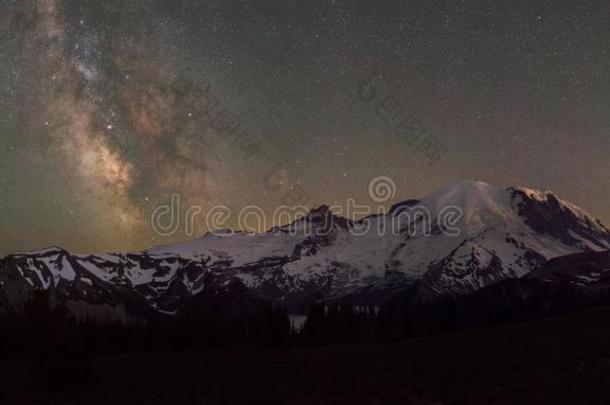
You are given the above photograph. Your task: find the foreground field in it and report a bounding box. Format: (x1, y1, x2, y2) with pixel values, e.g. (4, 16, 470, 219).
(3, 306, 610, 404)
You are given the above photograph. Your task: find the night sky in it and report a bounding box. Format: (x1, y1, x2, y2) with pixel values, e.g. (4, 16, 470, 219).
(1, 0, 609, 255)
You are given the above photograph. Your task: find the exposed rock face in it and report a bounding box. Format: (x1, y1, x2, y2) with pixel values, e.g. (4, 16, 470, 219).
(528, 250, 610, 287)
(1, 181, 609, 321)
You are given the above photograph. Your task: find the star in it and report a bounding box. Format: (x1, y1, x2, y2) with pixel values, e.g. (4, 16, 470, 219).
(1, 0, 609, 255)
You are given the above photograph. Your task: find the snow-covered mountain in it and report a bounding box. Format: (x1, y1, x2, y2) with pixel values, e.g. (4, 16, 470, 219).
(1, 180, 609, 322)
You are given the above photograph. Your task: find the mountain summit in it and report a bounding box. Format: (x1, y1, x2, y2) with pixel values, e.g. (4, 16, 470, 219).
(1, 181, 609, 321)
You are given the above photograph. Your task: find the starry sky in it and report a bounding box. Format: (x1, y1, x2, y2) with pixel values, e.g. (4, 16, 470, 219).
(1, 0, 609, 255)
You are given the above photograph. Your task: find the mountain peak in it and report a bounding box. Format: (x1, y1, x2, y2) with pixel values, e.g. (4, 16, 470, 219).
(12, 246, 67, 257)
(3, 179, 610, 321)
(302, 205, 350, 229)
(431, 179, 496, 196)
(308, 205, 331, 215)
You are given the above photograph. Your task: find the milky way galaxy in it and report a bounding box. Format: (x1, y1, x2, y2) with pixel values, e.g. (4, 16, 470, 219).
(1, 0, 610, 254)
(3, 0, 220, 252)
